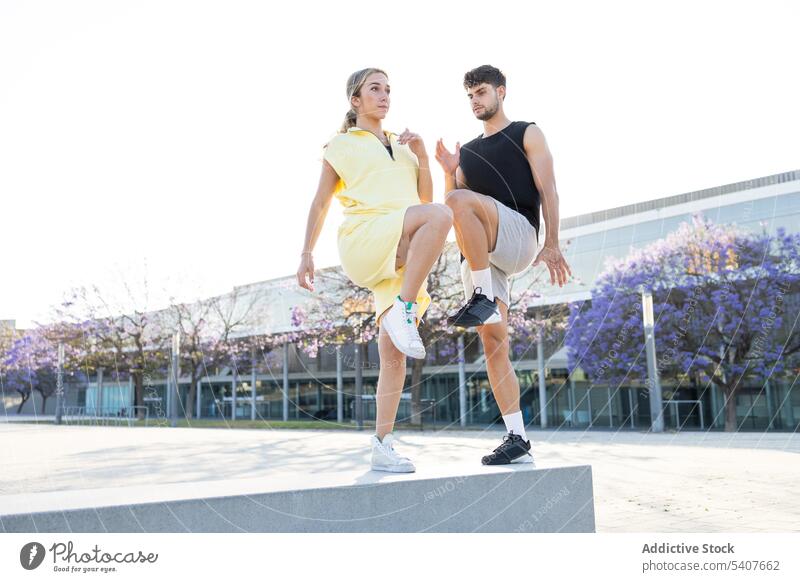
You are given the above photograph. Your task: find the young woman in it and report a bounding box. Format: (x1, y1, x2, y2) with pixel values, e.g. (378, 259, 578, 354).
(296, 68, 453, 472)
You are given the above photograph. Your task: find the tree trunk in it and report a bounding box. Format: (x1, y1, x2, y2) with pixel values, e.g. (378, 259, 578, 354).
(723, 386, 737, 432)
(186, 365, 199, 419)
(134, 373, 145, 420)
(410, 358, 424, 425)
(16, 393, 29, 414)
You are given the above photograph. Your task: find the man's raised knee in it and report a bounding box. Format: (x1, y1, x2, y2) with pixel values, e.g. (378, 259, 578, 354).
(444, 189, 475, 213)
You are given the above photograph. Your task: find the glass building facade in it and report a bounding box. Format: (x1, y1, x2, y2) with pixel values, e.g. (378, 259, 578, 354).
(75, 171, 800, 431)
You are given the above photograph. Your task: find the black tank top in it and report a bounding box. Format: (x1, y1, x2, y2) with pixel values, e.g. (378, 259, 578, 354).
(458, 121, 541, 262)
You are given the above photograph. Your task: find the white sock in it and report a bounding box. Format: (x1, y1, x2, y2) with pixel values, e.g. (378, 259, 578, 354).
(503, 410, 528, 442)
(470, 268, 494, 301)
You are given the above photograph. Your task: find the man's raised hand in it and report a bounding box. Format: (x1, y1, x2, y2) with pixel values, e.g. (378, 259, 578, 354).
(435, 139, 461, 175)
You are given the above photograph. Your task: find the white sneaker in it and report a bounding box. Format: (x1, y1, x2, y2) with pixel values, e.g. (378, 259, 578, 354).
(381, 296, 426, 359)
(370, 433, 416, 473)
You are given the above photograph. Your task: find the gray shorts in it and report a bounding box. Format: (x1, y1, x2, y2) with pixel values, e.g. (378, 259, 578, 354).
(460, 197, 539, 308)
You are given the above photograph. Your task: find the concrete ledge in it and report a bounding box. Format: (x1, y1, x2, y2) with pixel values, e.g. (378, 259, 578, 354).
(1, 464, 594, 533)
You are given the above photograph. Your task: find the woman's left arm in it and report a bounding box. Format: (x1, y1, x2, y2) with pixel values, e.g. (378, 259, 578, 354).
(416, 152, 433, 203)
(398, 128, 432, 203)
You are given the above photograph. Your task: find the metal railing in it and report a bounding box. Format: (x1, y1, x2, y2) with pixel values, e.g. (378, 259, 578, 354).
(61, 405, 150, 427)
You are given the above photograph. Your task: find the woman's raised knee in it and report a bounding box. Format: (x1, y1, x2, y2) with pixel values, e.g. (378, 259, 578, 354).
(425, 202, 453, 231)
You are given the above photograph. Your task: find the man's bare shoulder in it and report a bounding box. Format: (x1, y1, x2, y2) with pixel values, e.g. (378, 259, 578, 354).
(522, 123, 547, 151)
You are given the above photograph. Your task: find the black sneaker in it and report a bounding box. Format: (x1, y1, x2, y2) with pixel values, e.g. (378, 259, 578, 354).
(447, 286, 501, 327)
(481, 432, 534, 465)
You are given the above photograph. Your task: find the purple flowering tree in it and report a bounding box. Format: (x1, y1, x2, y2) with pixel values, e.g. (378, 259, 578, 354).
(1, 319, 105, 414)
(566, 213, 800, 432)
(2, 328, 52, 413)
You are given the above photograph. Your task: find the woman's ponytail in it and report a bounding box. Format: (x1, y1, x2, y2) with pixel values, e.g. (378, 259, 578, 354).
(340, 108, 358, 133)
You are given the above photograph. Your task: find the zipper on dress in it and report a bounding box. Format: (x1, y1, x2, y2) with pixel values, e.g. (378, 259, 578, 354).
(363, 130, 395, 161)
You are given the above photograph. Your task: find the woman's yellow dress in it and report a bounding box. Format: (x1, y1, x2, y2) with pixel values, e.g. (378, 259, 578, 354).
(323, 126, 431, 327)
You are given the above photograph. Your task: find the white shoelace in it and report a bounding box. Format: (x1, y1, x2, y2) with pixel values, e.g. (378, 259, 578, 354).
(400, 304, 424, 348)
(382, 440, 410, 463)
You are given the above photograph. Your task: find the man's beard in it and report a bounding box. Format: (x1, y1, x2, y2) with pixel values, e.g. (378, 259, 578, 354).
(475, 99, 499, 120)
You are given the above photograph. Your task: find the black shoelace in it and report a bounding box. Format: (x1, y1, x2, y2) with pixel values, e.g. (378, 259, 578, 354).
(493, 433, 518, 453)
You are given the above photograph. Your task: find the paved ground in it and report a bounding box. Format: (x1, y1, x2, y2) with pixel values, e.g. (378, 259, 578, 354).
(1, 421, 797, 532)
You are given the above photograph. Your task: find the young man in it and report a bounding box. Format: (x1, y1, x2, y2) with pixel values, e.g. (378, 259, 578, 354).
(434, 64, 572, 465)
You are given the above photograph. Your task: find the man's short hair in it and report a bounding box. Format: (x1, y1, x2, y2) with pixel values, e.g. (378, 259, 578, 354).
(463, 65, 506, 93)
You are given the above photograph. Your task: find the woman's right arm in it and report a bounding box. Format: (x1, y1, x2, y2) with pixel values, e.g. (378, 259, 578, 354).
(296, 159, 340, 291)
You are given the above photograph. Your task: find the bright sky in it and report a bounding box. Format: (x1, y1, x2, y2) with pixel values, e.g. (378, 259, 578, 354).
(2, 1, 799, 329)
